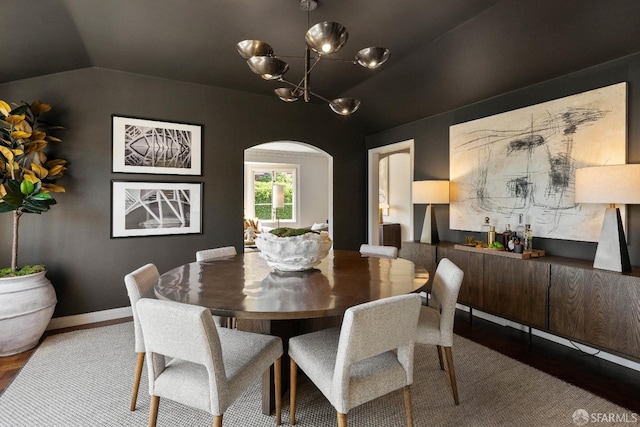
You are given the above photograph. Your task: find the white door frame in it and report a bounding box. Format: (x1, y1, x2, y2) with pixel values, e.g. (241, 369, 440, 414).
(367, 139, 414, 244)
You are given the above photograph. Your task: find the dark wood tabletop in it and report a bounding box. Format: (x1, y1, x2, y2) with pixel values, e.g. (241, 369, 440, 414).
(155, 249, 429, 320)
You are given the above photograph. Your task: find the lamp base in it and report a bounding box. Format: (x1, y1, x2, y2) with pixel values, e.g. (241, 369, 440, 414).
(593, 207, 631, 273)
(419, 204, 439, 244)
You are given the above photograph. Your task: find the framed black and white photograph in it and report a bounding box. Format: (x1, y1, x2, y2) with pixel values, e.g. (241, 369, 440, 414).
(111, 181, 202, 238)
(112, 115, 202, 175)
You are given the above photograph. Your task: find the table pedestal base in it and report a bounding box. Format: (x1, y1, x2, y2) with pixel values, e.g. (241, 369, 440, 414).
(237, 316, 343, 415)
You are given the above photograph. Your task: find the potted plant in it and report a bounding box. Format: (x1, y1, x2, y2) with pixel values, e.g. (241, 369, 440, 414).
(0, 99, 67, 356)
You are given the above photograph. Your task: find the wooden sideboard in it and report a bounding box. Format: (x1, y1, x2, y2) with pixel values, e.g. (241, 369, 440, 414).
(400, 241, 640, 361)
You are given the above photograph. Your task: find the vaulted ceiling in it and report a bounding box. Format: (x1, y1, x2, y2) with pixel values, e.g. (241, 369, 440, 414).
(3, 0, 640, 135)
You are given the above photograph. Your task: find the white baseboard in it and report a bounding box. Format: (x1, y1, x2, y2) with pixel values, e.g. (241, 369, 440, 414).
(46, 306, 132, 331)
(458, 304, 640, 372)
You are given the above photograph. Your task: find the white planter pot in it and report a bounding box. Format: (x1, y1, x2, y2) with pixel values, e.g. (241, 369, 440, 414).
(0, 271, 57, 356)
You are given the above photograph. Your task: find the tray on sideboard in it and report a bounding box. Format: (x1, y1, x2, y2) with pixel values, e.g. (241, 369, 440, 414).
(453, 244, 545, 259)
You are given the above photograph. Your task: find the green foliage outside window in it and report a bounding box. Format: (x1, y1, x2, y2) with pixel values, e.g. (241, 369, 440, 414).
(253, 169, 294, 221)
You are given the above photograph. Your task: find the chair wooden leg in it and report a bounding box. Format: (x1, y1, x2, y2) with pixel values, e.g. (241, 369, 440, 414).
(403, 386, 414, 427)
(443, 346, 460, 405)
(290, 358, 298, 425)
(436, 345, 444, 370)
(337, 412, 348, 427)
(274, 358, 282, 425)
(213, 415, 222, 427)
(130, 352, 145, 411)
(148, 395, 159, 427)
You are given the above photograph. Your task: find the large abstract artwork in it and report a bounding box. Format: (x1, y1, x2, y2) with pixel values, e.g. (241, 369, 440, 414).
(112, 115, 202, 175)
(450, 82, 626, 242)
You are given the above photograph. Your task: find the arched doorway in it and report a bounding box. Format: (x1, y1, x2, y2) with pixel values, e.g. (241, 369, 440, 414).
(244, 141, 333, 237)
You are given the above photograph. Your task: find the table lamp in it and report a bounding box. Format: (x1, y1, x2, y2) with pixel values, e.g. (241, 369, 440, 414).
(378, 202, 390, 223)
(412, 180, 450, 244)
(575, 164, 640, 272)
(272, 184, 285, 227)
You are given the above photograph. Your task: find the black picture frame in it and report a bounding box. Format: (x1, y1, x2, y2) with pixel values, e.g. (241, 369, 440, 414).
(112, 115, 203, 175)
(111, 180, 203, 238)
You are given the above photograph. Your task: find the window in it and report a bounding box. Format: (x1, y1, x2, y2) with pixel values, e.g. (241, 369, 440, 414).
(250, 166, 296, 222)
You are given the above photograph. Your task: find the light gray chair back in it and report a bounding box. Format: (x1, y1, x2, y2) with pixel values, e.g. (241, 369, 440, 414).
(359, 243, 398, 259)
(195, 246, 238, 328)
(136, 298, 283, 423)
(428, 258, 464, 347)
(196, 246, 237, 262)
(136, 299, 228, 412)
(288, 293, 421, 425)
(333, 293, 421, 413)
(124, 263, 159, 353)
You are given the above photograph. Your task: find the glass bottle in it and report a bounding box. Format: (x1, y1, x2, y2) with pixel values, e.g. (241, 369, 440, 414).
(502, 224, 513, 250)
(515, 214, 525, 240)
(488, 226, 496, 246)
(523, 224, 533, 252)
(480, 217, 491, 246)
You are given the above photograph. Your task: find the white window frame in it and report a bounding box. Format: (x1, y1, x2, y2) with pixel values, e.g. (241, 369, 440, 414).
(246, 163, 297, 224)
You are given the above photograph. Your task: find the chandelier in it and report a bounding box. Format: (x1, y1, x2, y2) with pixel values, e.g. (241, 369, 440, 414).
(236, 0, 390, 116)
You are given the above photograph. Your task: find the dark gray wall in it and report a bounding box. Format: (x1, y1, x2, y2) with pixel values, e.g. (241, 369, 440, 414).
(367, 52, 640, 266)
(0, 68, 366, 317)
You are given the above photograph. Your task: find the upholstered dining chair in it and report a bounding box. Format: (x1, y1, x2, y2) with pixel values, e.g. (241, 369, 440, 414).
(196, 246, 238, 328)
(415, 257, 464, 405)
(359, 243, 398, 259)
(136, 298, 283, 427)
(288, 293, 422, 427)
(196, 246, 237, 262)
(124, 263, 160, 411)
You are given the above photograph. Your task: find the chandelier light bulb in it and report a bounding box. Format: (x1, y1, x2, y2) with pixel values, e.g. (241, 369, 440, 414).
(355, 47, 390, 69)
(247, 56, 289, 80)
(274, 88, 302, 102)
(236, 40, 274, 59)
(329, 98, 361, 115)
(305, 22, 348, 55)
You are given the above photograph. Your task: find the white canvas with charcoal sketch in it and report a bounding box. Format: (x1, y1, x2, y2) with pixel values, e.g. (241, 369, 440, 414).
(450, 82, 626, 242)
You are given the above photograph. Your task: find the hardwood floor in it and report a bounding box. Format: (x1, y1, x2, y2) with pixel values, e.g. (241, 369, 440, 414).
(1, 312, 639, 412)
(453, 310, 640, 412)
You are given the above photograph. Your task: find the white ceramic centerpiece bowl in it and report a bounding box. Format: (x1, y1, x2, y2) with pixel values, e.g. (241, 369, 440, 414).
(255, 230, 332, 271)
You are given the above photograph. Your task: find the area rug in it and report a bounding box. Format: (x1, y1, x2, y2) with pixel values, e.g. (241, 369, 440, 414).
(0, 322, 631, 426)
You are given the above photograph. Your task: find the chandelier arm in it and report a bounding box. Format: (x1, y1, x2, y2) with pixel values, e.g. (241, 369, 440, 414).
(308, 91, 331, 103)
(278, 78, 304, 91)
(276, 82, 333, 104)
(315, 57, 357, 64)
(304, 47, 311, 102)
(274, 55, 307, 59)
(307, 56, 322, 73)
(277, 80, 332, 104)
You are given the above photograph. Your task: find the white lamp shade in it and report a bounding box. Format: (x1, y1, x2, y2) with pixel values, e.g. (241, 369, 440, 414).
(272, 184, 285, 208)
(574, 164, 640, 273)
(412, 180, 450, 204)
(575, 164, 640, 205)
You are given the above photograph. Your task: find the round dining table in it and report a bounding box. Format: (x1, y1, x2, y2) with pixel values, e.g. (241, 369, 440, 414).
(155, 249, 429, 414)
